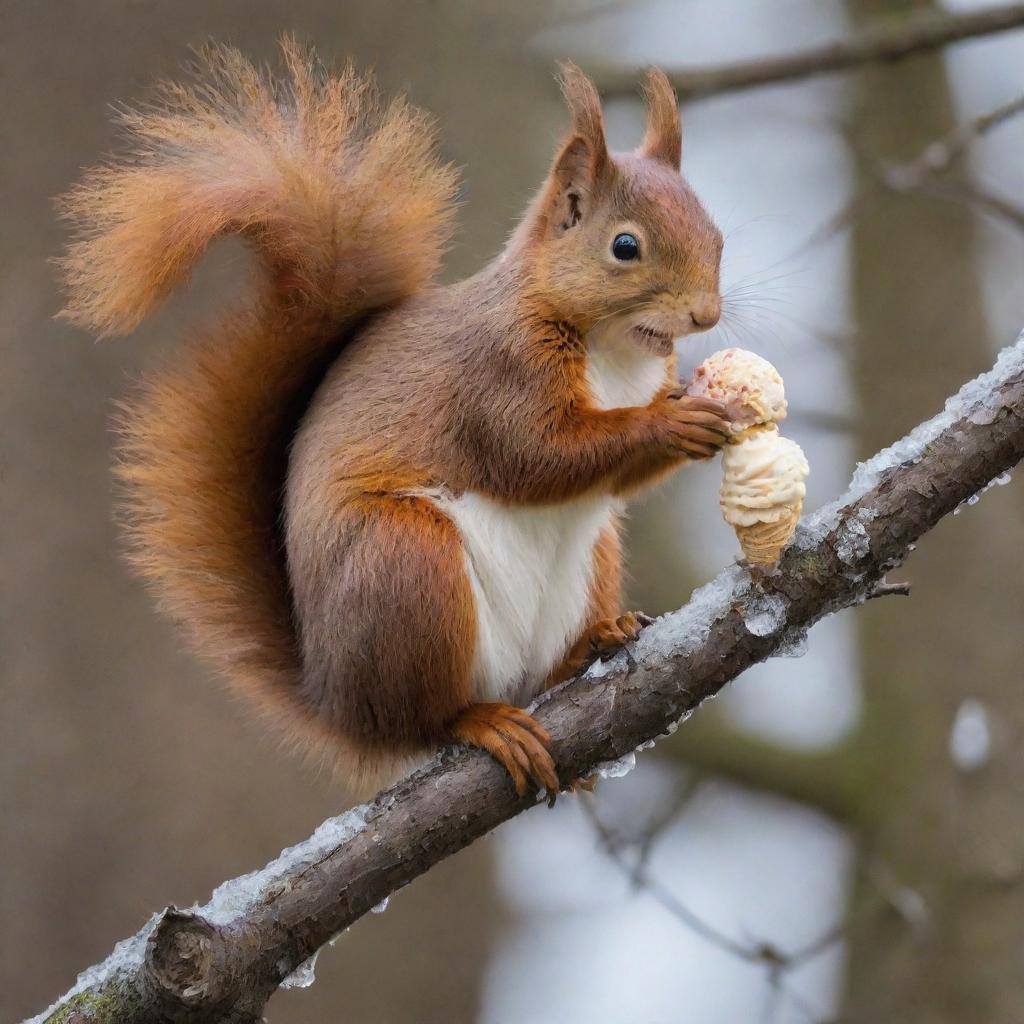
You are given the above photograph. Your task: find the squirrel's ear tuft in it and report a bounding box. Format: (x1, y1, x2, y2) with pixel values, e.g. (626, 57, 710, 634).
(543, 63, 610, 236)
(640, 67, 682, 169)
(558, 62, 608, 167)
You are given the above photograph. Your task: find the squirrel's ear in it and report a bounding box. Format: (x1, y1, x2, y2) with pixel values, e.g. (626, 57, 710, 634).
(640, 67, 682, 169)
(543, 63, 610, 236)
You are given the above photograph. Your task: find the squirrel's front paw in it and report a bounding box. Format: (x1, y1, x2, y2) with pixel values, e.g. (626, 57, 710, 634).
(654, 393, 731, 459)
(555, 612, 654, 684)
(585, 611, 654, 660)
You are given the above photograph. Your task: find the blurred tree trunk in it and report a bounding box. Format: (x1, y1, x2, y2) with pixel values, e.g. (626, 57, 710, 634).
(841, 2, 1024, 1021)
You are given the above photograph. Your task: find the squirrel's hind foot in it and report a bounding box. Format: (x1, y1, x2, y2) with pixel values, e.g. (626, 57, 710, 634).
(449, 702, 559, 804)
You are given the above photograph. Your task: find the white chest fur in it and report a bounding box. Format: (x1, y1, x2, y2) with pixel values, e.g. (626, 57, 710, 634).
(434, 491, 619, 705)
(584, 322, 671, 410)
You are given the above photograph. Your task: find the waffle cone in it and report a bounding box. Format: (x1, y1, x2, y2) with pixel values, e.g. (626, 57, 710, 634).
(735, 505, 802, 566)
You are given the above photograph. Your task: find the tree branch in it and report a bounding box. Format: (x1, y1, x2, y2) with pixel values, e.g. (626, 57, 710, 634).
(29, 336, 1024, 1024)
(598, 4, 1024, 101)
(892, 94, 1024, 180)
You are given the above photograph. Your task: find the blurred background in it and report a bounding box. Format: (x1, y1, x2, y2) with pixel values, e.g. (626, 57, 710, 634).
(4, 1, 1023, 1021)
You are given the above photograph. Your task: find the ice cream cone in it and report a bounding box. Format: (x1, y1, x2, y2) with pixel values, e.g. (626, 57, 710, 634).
(686, 349, 810, 567)
(735, 504, 803, 566)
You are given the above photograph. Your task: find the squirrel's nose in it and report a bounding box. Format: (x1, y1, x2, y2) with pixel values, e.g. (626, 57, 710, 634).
(689, 294, 721, 330)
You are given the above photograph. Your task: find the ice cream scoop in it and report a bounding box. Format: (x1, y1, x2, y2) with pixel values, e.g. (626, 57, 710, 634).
(686, 347, 787, 432)
(687, 349, 809, 565)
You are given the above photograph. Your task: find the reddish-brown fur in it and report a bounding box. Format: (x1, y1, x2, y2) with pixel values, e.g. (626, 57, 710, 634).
(58, 44, 727, 794)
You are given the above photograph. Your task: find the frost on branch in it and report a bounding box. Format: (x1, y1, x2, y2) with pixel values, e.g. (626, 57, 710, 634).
(203, 803, 371, 925)
(839, 336, 1024, 502)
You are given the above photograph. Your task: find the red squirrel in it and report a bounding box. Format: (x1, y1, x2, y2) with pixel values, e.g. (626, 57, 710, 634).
(58, 39, 730, 797)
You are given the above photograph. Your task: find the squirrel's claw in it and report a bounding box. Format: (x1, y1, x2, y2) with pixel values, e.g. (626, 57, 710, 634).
(587, 611, 650, 659)
(658, 393, 732, 459)
(450, 703, 560, 804)
(549, 611, 654, 686)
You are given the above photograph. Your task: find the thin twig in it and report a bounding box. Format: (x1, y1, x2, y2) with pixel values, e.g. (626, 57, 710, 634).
(795, 93, 1024, 256)
(922, 178, 1024, 233)
(582, 789, 845, 1024)
(866, 580, 912, 600)
(580, 795, 759, 959)
(872, 95, 1024, 231)
(886, 94, 1024, 184)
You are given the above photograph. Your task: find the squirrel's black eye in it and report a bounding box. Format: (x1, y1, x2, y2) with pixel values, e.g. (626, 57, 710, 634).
(611, 232, 640, 262)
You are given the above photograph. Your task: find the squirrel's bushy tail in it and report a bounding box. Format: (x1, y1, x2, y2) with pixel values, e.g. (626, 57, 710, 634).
(57, 38, 458, 744)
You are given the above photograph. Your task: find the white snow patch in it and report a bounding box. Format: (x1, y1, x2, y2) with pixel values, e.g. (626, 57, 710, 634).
(791, 511, 834, 551)
(743, 591, 787, 637)
(585, 650, 627, 679)
(588, 751, 637, 781)
(204, 803, 372, 925)
(636, 565, 748, 662)
(281, 949, 320, 989)
(794, 334, 1024, 545)
(953, 470, 1012, 514)
(26, 799, 378, 1019)
(835, 509, 872, 566)
(844, 334, 1024, 501)
(776, 626, 810, 659)
(23, 917, 159, 1023)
